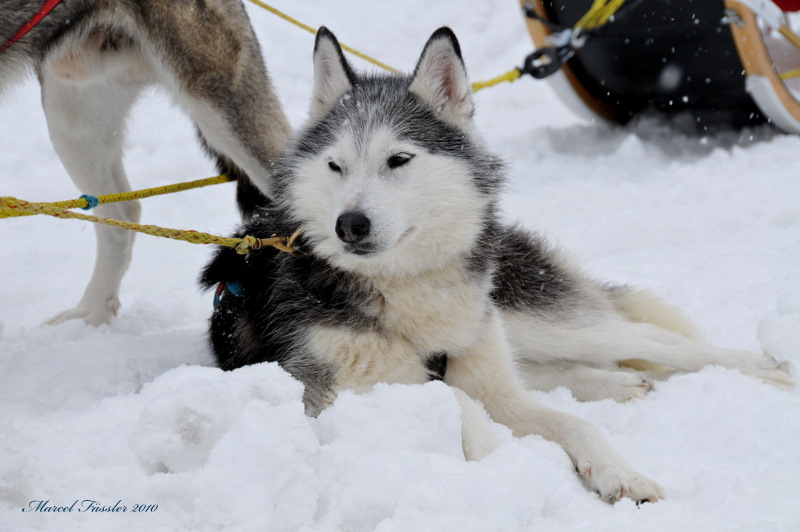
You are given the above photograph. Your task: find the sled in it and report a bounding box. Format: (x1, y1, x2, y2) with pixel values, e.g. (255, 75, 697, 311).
(519, 0, 800, 132)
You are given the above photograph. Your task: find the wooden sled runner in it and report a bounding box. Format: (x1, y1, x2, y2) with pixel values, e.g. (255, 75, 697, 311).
(520, 0, 800, 133)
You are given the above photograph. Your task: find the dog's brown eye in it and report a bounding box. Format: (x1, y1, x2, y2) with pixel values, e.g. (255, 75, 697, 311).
(328, 161, 342, 173)
(387, 153, 414, 169)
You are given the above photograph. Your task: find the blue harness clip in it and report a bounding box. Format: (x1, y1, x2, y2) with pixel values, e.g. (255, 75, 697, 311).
(213, 281, 243, 308)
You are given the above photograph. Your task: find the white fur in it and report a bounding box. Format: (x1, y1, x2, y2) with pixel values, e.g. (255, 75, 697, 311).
(287, 127, 489, 279)
(446, 310, 664, 502)
(303, 246, 666, 501)
(40, 41, 150, 325)
(305, 260, 492, 391)
(308, 325, 431, 391)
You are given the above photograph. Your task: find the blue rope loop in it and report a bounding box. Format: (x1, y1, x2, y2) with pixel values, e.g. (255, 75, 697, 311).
(80, 194, 100, 210)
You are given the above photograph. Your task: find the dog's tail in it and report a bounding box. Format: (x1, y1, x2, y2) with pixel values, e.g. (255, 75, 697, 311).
(607, 286, 701, 340)
(607, 286, 702, 373)
(230, 161, 272, 221)
(198, 136, 272, 221)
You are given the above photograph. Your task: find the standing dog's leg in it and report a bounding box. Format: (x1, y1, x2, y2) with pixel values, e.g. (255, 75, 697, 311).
(36, 0, 291, 325)
(446, 311, 664, 503)
(138, 2, 292, 201)
(40, 33, 152, 325)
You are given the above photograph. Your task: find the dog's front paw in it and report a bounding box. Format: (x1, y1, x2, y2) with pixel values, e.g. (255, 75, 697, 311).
(577, 460, 664, 504)
(42, 297, 119, 327)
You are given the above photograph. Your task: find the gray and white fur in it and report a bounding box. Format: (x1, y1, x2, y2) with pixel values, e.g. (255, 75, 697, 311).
(1, 0, 290, 325)
(201, 27, 794, 503)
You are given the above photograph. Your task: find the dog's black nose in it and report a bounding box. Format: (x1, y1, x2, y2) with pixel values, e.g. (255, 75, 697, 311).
(335, 212, 371, 243)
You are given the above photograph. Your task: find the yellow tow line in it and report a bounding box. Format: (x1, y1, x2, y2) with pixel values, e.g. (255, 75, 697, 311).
(0, 174, 234, 219)
(245, 0, 524, 93)
(0, 192, 304, 256)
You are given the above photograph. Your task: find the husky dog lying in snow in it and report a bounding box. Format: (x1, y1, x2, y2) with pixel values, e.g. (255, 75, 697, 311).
(201, 26, 795, 503)
(1, 0, 290, 325)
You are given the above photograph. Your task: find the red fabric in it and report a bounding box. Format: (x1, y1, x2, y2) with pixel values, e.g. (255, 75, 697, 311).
(774, 0, 800, 12)
(0, 0, 64, 53)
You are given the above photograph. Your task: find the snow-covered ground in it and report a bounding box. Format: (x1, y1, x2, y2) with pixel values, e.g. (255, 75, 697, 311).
(1, 1, 799, 530)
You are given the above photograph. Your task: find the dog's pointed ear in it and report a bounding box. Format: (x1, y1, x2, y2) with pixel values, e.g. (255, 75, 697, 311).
(311, 27, 355, 120)
(409, 27, 473, 126)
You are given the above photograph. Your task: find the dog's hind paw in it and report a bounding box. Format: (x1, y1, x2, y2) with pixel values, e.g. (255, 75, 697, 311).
(42, 298, 119, 327)
(569, 370, 654, 402)
(608, 373, 654, 402)
(733, 352, 797, 390)
(749, 359, 796, 389)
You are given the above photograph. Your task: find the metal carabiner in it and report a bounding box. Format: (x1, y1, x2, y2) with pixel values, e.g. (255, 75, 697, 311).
(521, 45, 574, 79)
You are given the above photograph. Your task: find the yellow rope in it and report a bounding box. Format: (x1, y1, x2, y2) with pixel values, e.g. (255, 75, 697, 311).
(575, 0, 606, 29)
(245, 0, 398, 73)
(471, 68, 522, 93)
(779, 23, 800, 51)
(781, 67, 800, 80)
(0, 195, 304, 256)
(0, 174, 234, 219)
(778, 25, 800, 79)
(574, 0, 626, 30)
(245, 0, 521, 93)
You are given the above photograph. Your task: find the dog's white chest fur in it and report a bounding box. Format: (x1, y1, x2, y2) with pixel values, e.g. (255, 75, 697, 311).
(374, 267, 490, 353)
(307, 264, 490, 391)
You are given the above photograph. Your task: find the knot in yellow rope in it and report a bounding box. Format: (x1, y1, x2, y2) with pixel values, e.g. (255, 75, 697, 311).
(235, 228, 306, 257)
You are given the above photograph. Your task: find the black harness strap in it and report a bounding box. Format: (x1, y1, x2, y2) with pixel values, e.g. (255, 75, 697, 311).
(425, 353, 448, 382)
